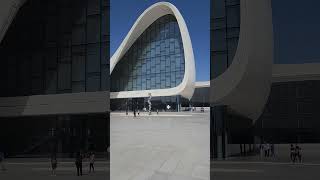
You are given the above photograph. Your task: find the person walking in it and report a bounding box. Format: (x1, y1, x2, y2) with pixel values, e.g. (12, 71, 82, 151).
(126, 101, 128, 115)
(89, 152, 95, 173)
(295, 144, 302, 163)
(290, 144, 295, 163)
(271, 143, 275, 157)
(263, 143, 268, 157)
(0, 151, 6, 171)
(75, 151, 83, 176)
(50, 155, 57, 176)
(266, 143, 270, 157)
(259, 143, 264, 159)
(133, 101, 136, 117)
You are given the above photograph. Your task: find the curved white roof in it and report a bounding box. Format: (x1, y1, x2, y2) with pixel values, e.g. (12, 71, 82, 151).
(210, 0, 274, 121)
(110, 2, 196, 100)
(0, 0, 26, 43)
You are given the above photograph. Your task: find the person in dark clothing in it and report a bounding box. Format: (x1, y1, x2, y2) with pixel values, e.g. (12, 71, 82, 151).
(295, 145, 302, 163)
(290, 144, 295, 163)
(271, 144, 275, 157)
(264, 143, 268, 157)
(126, 101, 128, 115)
(51, 155, 57, 176)
(75, 152, 83, 176)
(133, 100, 136, 117)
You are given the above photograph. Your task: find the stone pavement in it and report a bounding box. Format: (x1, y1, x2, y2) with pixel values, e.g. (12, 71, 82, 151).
(110, 112, 210, 180)
(0, 159, 109, 180)
(0, 112, 210, 180)
(212, 144, 320, 180)
(212, 160, 320, 180)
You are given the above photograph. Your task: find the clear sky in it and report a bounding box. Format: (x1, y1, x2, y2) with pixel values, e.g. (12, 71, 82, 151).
(110, 0, 210, 81)
(272, 0, 320, 64)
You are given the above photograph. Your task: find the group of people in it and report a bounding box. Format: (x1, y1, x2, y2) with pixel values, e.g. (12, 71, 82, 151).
(290, 144, 302, 163)
(131, 108, 160, 117)
(260, 143, 275, 158)
(50, 151, 95, 176)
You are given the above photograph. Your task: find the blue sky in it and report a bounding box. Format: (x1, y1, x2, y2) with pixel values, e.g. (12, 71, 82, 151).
(110, 0, 210, 81)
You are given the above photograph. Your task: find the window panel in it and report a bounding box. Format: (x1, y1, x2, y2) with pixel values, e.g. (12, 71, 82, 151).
(101, 65, 109, 91)
(72, 55, 85, 81)
(72, 25, 85, 45)
(45, 71, 57, 94)
(87, 16, 100, 43)
(86, 44, 101, 73)
(87, 0, 100, 15)
(58, 63, 71, 90)
(72, 81, 85, 93)
(86, 75, 100, 92)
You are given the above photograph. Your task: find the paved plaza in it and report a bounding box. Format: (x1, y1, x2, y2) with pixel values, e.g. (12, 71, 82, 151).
(212, 160, 320, 180)
(110, 111, 210, 180)
(0, 159, 109, 180)
(212, 144, 320, 180)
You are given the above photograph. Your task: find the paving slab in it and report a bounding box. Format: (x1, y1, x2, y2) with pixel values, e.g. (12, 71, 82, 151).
(111, 112, 210, 180)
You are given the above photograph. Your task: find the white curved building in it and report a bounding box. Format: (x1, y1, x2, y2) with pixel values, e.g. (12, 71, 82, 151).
(211, 0, 274, 121)
(0, 0, 26, 42)
(110, 2, 196, 101)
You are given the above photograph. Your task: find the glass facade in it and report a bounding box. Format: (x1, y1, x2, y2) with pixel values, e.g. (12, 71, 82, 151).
(190, 87, 210, 107)
(0, 0, 110, 97)
(0, 0, 110, 160)
(211, 0, 241, 159)
(111, 96, 182, 112)
(211, 0, 240, 78)
(0, 114, 108, 157)
(211, 1, 320, 160)
(256, 80, 320, 143)
(272, 0, 320, 64)
(111, 15, 185, 92)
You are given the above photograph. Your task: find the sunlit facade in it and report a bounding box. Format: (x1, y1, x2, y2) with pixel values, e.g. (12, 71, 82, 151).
(111, 15, 185, 92)
(110, 2, 196, 111)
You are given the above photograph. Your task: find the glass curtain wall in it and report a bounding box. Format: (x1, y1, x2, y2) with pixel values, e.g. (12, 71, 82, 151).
(0, 0, 110, 158)
(211, 0, 240, 78)
(111, 15, 185, 92)
(256, 80, 320, 143)
(210, 0, 240, 159)
(0, 0, 110, 97)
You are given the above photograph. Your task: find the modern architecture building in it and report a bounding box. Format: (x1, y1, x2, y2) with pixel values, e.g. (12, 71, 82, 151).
(110, 2, 200, 112)
(211, 0, 320, 159)
(0, 0, 110, 157)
